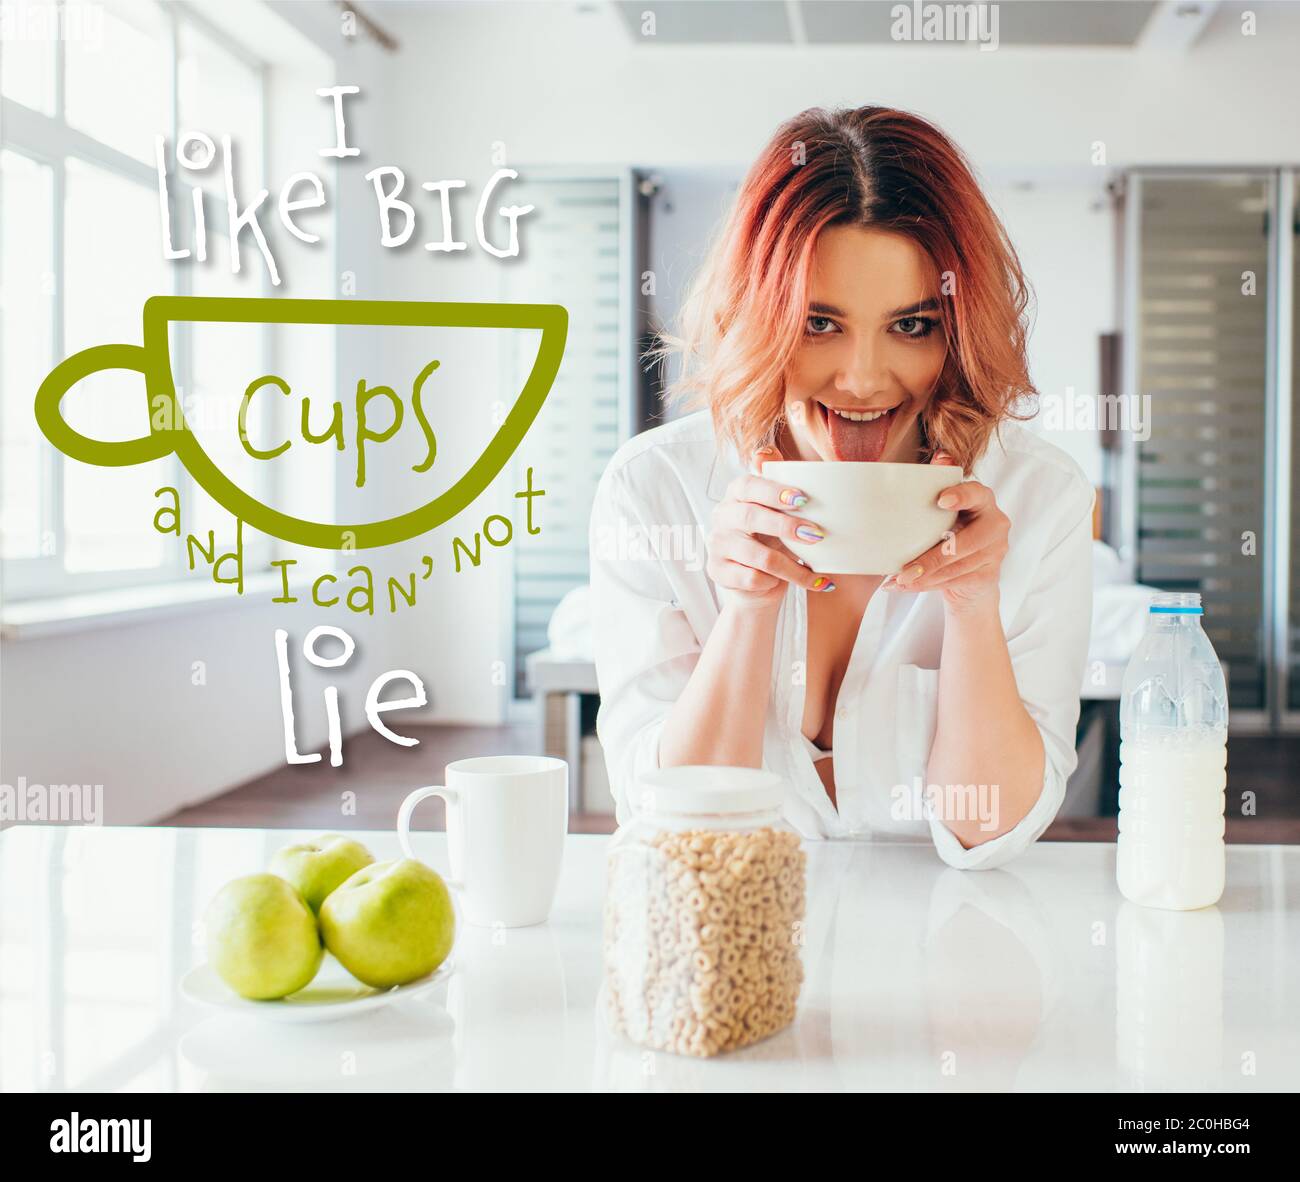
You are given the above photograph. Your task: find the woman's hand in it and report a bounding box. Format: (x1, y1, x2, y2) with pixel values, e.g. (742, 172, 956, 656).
(708, 446, 837, 612)
(883, 451, 1010, 615)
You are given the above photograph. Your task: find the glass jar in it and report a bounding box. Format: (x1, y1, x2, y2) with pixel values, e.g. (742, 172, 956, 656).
(601, 766, 807, 1058)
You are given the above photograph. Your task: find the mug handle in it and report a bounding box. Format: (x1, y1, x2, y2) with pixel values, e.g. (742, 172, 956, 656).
(397, 784, 465, 891)
(35, 342, 175, 467)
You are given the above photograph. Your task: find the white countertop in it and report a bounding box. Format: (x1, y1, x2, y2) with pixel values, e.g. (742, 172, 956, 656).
(1, 826, 1296, 1092)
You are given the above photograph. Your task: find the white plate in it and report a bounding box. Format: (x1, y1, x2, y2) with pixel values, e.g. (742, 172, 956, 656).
(180, 953, 455, 1024)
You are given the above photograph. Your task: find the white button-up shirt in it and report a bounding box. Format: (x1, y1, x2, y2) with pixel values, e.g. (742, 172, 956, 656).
(588, 409, 1095, 870)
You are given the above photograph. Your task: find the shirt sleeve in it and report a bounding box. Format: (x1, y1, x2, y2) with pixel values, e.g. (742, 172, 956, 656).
(588, 461, 704, 825)
(926, 480, 1096, 871)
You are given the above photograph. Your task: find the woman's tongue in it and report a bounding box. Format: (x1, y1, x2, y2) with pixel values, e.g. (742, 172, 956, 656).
(826, 406, 892, 462)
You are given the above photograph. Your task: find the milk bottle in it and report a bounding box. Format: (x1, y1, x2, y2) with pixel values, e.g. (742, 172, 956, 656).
(1117, 592, 1229, 910)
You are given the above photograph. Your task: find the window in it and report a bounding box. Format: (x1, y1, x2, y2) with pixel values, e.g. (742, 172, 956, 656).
(501, 170, 635, 698)
(0, 0, 275, 601)
(0, 150, 54, 562)
(1125, 169, 1298, 733)
(1285, 170, 1299, 723)
(62, 157, 172, 573)
(1131, 175, 1271, 714)
(64, 0, 169, 165)
(0, 0, 58, 116)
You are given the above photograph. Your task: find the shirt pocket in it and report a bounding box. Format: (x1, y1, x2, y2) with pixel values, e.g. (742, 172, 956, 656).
(895, 663, 941, 788)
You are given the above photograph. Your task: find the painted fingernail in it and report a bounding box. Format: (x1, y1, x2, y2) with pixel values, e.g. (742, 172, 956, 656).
(811, 576, 836, 592)
(898, 565, 924, 585)
(938, 493, 957, 509)
(795, 524, 824, 542)
(779, 488, 808, 508)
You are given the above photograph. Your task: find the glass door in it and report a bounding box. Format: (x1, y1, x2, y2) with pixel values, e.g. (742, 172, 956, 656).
(1284, 171, 1300, 729)
(1123, 169, 1298, 734)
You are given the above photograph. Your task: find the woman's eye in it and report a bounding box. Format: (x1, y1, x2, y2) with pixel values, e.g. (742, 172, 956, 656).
(806, 315, 838, 336)
(893, 316, 938, 339)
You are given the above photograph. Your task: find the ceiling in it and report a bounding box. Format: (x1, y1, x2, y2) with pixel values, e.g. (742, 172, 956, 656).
(610, 1, 1182, 48)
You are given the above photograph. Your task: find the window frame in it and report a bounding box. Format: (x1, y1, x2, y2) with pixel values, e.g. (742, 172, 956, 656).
(498, 163, 640, 713)
(1117, 166, 1298, 735)
(1, 0, 276, 603)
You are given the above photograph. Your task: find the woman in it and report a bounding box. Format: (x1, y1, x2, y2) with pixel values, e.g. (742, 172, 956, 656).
(589, 106, 1094, 870)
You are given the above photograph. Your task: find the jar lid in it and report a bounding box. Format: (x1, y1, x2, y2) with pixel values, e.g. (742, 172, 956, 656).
(632, 766, 784, 815)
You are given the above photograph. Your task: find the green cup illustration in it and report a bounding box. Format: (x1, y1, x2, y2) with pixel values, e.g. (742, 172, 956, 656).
(34, 295, 567, 549)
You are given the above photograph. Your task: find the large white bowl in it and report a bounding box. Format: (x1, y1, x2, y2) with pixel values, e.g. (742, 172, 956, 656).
(764, 459, 964, 576)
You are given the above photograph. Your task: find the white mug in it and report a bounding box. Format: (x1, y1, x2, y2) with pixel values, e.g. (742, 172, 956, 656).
(398, 755, 568, 928)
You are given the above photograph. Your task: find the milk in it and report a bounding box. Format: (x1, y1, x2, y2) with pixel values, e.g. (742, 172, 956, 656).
(1117, 726, 1227, 911)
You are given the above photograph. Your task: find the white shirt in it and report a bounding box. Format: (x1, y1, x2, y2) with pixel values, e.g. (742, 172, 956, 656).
(588, 409, 1095, 870)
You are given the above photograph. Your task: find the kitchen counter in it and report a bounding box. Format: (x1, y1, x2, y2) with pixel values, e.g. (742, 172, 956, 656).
(1, 826, 1295, 1092)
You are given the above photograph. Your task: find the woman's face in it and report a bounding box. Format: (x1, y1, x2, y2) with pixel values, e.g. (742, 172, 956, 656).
(778, 224, 948, 464)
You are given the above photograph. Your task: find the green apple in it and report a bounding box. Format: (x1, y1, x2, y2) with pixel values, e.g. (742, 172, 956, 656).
(269, 834, 375, 913)
(204, 874, 323, 1000)
(319, 859, 455, 988)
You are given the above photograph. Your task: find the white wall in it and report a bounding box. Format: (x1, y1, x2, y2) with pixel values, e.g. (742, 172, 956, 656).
(984, 177, 1116, 485)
